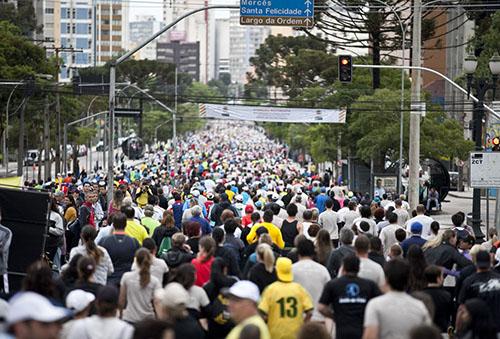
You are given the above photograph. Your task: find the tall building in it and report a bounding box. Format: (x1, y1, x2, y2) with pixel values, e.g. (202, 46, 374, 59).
(162, 0, 213, 83)
(228, 9, 271, 84)
(129, 16, 163, 60)
(157, 41, 200, 81)
(34, 0, 129, 81)
(214, 17, 230, 80)
(95, 0, 129, 65)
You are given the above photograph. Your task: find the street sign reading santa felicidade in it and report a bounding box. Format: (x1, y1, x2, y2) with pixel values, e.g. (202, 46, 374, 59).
(240, 0, 314, 28)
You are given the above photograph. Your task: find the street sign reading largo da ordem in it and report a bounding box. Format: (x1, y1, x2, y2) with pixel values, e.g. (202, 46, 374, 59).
(240, 0, 314, 28)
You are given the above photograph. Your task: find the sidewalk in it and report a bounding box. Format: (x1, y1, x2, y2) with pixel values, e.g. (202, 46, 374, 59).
(447, 188, 497, 201)
(0, 162, 19, 178)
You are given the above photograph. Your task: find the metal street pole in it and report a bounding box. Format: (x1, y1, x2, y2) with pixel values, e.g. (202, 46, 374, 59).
(370, 0, 406, 195)
(63, 111, 108, 177)
(173, 66, 178, 173)
(106, 4, 239, 202)
(352, 64, 500, 120)
(154, 118, 173, 143)
(3, 82, 24, 174)
(408, 0, 422, 210)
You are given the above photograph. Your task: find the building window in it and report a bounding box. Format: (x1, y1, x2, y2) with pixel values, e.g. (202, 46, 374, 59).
(61, 8, 69, 19)
(76, 23, 89, 34)
(76, 52, 89, 64)
(45, 7, 54, 14)
(75, 38, 88, 49)
(61, 37, 68, 47)
(60, 23, 68, 34)
(76, 8, 90, 19)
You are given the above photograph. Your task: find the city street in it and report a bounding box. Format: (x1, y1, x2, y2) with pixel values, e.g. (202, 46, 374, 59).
(2, 1, 500, 338)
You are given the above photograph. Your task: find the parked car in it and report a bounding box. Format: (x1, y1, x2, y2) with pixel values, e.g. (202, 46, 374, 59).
(24, 150, 39, 166)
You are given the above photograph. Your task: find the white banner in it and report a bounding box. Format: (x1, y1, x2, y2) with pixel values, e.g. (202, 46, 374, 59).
(200, 104, 346, 124)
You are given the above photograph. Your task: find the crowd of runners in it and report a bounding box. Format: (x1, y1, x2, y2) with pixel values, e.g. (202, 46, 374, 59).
(2, 122, 500, 339)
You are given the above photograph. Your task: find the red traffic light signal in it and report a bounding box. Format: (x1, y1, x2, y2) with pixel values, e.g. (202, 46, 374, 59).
(493, 137, 500, 151)
(338, 55, 353, 83)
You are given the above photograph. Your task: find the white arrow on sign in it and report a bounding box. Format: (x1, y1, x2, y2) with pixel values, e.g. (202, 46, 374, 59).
(304, 8, 312, 15)
(305, 0, 312, 5)
(304, 18, 312, 26)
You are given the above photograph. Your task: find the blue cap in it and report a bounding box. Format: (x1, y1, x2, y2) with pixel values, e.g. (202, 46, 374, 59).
(320, 187, 326, 193)
(410, 222, 423, 234)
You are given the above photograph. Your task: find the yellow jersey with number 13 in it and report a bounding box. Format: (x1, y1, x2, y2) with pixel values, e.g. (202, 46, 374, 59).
(258, 281, 313, 339)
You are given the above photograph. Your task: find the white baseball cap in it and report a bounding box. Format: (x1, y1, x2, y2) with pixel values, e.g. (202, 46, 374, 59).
(155, 282, 189, 307)
(7, 292, 70, 325)
(223, 280, 260, 303)
(66, 289, 95, 314)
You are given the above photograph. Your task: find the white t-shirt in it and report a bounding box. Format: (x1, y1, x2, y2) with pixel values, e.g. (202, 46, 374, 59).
(318, 210, 339, 240)
(359, 257, 385, 288)
(120, 270, 161, 323)
(132, 257, 169, 285)
(69, 245, 114, 285)
(364, 291, 431, 339)
(343, 210, 360, 229)
(68, 316, 134, 339)
(393, 208, 409, 226)
(186, 285, 210, 311)
(405, 215, 434, 239)
(292, 259, 331, 322)
(379, 224, 403, 257)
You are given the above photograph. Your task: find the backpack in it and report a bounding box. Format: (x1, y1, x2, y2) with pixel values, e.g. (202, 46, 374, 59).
(157, 237, 172, 257)
(161, 250, 185, 268)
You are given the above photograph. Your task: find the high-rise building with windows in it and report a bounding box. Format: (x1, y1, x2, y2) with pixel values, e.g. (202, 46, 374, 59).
(129, 16, 163, 60)
(34, 0, 129, 81)
(157, 41, 200, 81)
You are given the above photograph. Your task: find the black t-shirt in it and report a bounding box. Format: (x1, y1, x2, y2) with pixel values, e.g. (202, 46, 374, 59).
(98, 234, 140, 286)
(458, 270, 500, 332)
(281, 220, 299, 248)
(368, 252, 385, 268)
(319, 275, 381, 339)
(248, 262, 277, 293)
(422, 286, 453, 332)
(174, 315, 205, 339)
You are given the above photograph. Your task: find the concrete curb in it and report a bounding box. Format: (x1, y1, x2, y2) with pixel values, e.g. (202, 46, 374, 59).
(448, 192, 496, 201)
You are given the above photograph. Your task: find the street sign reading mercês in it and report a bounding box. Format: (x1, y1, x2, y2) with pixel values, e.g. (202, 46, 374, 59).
(470, 152, 500, 188)
(240, 0, 314, 28)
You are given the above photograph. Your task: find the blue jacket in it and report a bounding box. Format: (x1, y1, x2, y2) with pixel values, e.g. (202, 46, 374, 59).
(190, 215, 212, 235)
(401, 235, 427, 257)
(172, 202, 183, 228)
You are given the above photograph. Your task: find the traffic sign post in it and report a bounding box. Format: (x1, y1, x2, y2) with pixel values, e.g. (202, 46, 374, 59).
(240, 0, 314, 28)
(114, 108, 142, 118)
(470, 152, 500, 188)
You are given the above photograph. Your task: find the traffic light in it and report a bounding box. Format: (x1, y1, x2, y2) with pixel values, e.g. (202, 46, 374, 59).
(338, 55, 353, 83)
(493, 136, 500, 151)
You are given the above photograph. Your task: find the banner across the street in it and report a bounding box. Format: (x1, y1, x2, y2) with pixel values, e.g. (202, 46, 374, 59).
(200, 104, 346, 123)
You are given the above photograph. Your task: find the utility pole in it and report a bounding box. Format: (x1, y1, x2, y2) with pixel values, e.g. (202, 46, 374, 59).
(408, 0, 422, 210)
(44, 95, 51, 180)
(173, 66, 178, 173)
(45, 46, 83, 175)
(16, 101, 27, 177)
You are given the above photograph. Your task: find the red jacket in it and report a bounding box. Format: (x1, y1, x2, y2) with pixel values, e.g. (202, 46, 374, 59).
(191, 256, 214, 287)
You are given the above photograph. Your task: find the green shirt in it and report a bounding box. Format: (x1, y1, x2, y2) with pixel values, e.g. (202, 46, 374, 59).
(141, 217, 161, 236)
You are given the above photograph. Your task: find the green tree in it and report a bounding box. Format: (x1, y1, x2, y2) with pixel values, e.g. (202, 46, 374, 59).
(0, 0, 38, 36)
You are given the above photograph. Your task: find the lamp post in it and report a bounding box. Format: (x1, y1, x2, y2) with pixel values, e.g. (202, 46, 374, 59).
(463, 52, 500, 242)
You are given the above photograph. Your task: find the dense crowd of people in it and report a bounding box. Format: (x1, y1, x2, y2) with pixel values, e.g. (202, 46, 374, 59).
(2, 123, 500, 339)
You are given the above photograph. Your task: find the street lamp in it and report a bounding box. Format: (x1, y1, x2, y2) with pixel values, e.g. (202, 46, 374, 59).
(463, 52, 500, 242)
